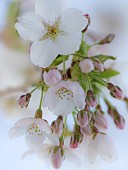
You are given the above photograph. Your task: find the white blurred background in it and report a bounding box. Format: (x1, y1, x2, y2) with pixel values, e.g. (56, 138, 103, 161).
(0, 0, 128, 170)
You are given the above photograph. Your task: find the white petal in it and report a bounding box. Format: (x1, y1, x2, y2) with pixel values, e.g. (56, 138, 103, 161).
(43, 85, 60, 110)
(30, 39, 59, 68)
(15, 118, 34, 127)
(8, 127, 26, 138)
(15, 12, 43, 41)
(97, 134, 118, 162)
(35, 0, 61, 23)
(52, 99, 75, 117)
(60, 8, 87, 33)
(55, 33, 81, 55)
(34, 118, 52, 134)
(47, 133, 60, 146)
(21, 149, 35, 159)
(65, 146, 82, 165)
(73, 82, 86, 109)
(87, 142, 98, 164)
(25, 133, 46, 150)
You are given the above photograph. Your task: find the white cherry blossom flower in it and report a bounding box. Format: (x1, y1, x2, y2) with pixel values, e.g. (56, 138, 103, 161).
(9, 117, 52, 150)
(87, 134, 118, 164)
(15, 0, 88, 68)
(23, 133, 83, 169)
(43, 80, 86, 117)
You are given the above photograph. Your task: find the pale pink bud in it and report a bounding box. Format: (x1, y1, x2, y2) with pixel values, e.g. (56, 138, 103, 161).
(18, 93, 31, 108)
(79, 59, 94, 73)
(81, 124, 92, 136)
(50, 147, 64, 169)
(93, 61, 104, 72)
(70, 131, 83, 149)
(98, 34, 115, 45)
(86, 90, 97, 108)
(77, 110, 91, 127)
(93, 109, 108, 129)
(107, 83, 124, 100)
(43, 69, 61, 86)
(51, 116, 64, 136)
(114, 115, 125, 129)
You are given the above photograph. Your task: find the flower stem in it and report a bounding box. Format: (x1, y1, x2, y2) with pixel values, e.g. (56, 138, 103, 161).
(38, 85, 44, 110)
(60, 117, 67, 145)
(72, 111, 77, 125)
(63, 57, 66, 74)
(30, 83, 43, 94)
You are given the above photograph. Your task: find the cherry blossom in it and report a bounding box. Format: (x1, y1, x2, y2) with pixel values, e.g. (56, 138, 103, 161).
(43, 80, 86, 117)
(15, 0, 87, 68)
(87, 134, 118, 164)
(9, 117, 52, 150)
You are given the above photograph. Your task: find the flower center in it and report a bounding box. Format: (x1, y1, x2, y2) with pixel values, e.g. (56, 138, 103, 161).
(43, 20, 61, 41)
(56, 87, 74, 100)
(27, 123, 43, 136)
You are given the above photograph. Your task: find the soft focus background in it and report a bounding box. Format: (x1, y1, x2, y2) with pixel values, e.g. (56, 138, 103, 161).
(0, 0, 128, 170)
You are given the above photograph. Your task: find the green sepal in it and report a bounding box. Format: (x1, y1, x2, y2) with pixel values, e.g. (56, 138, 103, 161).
(92, 55, 116, 63)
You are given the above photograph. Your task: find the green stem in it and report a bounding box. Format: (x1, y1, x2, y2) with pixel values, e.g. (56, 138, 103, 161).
(89, 75, 107, 86)
(63, 57, 66, 74)
(72, 111, 77, 125)
(38, 86, 44, 110)
(30, 83, 43, 94)
(60, 117, 67, 144)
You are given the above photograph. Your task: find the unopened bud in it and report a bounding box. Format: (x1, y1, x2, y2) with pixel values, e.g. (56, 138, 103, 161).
(86, 90, 97, 108)
(93, 108, 108, 129)
(51, 116, 64, 136)
(107, 83, 124, 100)
(77, 110, 91, 127)
(70, 131, 83, 149)
(43, 69, 61, 86)
(50, 146, 64, 169)
(81, 124, 92, 136)
(79, 59, 94, 73)
(18, 93, 31, 108)
(114, 115, 125, 129)
(98, 34, 115, 45)
(93, 60, 104, 72)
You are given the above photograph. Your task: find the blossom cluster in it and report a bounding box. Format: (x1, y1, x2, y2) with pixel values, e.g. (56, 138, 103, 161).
(9, 0, 126, 169)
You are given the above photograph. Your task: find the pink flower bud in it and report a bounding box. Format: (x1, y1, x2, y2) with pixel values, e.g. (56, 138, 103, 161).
(81, 124, 92, 136)
(79, 59, 94, 73)
(18, 93, 31, 108)
(51, 116, 64, 136)
(107, 83, 124, 100)
(50, 147, 64, 169)
(93, 61, 104, 72)
(86, 90, 97, 108)
(114, 115, 125, 129)
(43, 69, 61, 86)
(93, 109, 108, 129)
(77, 110, 91, 127)
(98, 34, 115, 45)
(70, 131, 83, 149)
